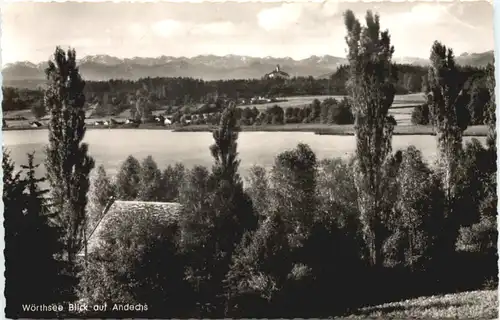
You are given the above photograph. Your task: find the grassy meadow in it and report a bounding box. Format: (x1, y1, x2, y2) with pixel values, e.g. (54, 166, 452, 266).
(339, 290, 498, 319)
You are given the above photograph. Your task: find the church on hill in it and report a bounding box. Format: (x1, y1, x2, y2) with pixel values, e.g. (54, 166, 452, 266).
(264, 65, 290, 80)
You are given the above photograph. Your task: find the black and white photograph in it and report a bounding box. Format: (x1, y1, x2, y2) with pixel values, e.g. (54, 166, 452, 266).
(1, 0, 498, 318)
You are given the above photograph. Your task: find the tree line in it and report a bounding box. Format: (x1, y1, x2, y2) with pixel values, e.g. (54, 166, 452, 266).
(173, 97, 355, 126)
(412, 63, 493, 127)
(4, 58, 484, 115)
(3, 10, 497, 319)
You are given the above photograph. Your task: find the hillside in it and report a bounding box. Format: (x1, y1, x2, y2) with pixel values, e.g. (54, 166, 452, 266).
(339, 290, 498, 319)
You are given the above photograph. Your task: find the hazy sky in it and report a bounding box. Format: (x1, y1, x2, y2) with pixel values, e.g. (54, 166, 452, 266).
(1, 1, 494, 64)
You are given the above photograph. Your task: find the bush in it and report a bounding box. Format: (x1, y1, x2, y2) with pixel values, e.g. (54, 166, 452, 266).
(411, 103, 430, 125)
(329, 97, 355, 124)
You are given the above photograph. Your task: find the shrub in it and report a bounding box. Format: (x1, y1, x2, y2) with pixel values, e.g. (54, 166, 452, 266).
(329, 97, 355, 124)
(411, 103, 430, 125)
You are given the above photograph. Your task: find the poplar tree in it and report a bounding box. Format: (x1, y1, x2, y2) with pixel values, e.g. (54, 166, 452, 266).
(45, 47, 95, 263)
(344, 10, 396, 266)
(180, 101, 257, 316)
(427, 41, 468, 203)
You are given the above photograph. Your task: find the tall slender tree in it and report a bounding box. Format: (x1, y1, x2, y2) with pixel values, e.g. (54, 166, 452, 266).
(427, 41, 468, 204)
(344, 10, 396, 266)
(180, 101, 257, 316)
(45, 47, 95, 263)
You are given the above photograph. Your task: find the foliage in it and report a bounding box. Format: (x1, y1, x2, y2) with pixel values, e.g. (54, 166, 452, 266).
(427, 41, 468, 202)
(115, 155, 141, 200)
(411, 103, 431, 125)
(2, 87, 43, 112)
(137, 155, 163, 201)
(384, 146, 445, 271)
(179, 102, 258, 316)
(268, 143, 318, 247)
(316, 157, 358, 227)
(344, 10, 396, 266)
(161, 163, 186, 201)
(44, 47, 95, 263)
(87, 165, 115, 233)
(245, 165, 270, 220)
(319, 97, 355, 124)
(467, 76, 490, 125)
(4, 151, 67, 318)
(224, 214, 292, 317)
(31, 99, 47, 119)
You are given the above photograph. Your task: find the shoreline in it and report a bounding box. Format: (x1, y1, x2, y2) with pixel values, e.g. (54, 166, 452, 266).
(2, 124, 489, 137)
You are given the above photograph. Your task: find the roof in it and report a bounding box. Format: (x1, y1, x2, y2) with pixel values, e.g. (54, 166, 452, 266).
(78, 200, 182, 256)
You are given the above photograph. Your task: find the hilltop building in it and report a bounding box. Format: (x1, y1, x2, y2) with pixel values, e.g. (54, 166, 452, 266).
(264, 65, 290, 80)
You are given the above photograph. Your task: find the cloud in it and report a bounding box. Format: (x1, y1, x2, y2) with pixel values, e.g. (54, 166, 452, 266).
(69, 38, 96, 48)
(256, 1, 340, 32)
(257, 3, 303, 31)
(151, 19, 185, 38)
(383, 3, 446, 26)
(129, 23, 147, 38)
(191, 21, 238, 36)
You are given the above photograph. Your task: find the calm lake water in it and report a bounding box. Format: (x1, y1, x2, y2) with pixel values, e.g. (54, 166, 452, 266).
(3, 129, 486, 180)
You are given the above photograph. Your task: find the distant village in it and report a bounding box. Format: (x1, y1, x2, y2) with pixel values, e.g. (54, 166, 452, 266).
(85, 64, 290, 128)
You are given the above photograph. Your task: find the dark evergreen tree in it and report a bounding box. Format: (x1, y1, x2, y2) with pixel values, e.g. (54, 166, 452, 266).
(4, 151, 67, 318)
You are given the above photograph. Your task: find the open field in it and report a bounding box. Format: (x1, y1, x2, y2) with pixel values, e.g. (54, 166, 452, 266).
(338, 290, 498, 319)
(239, 92, 425, 110)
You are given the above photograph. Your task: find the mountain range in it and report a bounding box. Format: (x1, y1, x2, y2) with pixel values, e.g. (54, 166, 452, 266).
(2, 51, 494, 89)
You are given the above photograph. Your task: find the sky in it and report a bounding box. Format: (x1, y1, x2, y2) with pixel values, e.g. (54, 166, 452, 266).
(1, 0, 495, 64)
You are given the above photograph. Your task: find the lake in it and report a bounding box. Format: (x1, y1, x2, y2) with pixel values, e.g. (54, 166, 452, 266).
(3, 129, 486, 181)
